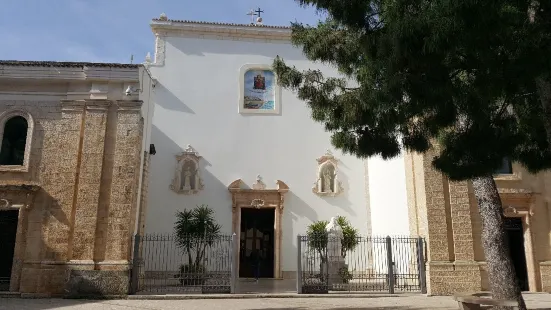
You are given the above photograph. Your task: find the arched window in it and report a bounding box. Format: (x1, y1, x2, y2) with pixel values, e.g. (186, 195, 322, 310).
(0, 116, 28, 166)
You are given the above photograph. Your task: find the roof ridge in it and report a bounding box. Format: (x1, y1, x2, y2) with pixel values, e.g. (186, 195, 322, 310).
(0, 60, 140, 68)
(151, 18, 291, 29)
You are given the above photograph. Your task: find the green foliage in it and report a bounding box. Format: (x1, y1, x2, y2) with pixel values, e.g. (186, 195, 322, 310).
(336, 216, 360, 257)
(306, 220, 329, 257)
(338, 266, 353, 284)
(174, 204, 221, 269)
(306, 216, 359, 259)
(273, 0, 551, 181)
(178, 263, 206, 286)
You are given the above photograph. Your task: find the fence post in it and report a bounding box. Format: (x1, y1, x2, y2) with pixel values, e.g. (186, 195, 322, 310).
(129, 234, 141, 295)
(230, 233, 238, 294)
(296, 235, 303, 294)
(417, 237, 427, 294)
(386, 236, 395, 294)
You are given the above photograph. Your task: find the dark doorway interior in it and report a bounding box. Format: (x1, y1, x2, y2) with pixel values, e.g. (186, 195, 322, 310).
(239, 208, 275, 278)
(504, 217, 529, 291)
(0, 210, 19, 291)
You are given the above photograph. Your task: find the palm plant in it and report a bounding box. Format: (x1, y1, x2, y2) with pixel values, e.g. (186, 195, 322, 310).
(306, 216, 360, 276)
(335, 216, 360, 258)
(174, 204, 221, 271)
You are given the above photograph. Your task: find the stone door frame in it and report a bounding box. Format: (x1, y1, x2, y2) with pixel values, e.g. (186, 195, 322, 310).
(0, 184, 40, 292)
(228, 179, 288, 279)
(501, 193, 539, 292)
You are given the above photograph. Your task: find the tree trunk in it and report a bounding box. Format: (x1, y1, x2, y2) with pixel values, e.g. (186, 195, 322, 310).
(187, 245, 193, 268)
(471, 176, 526, 310)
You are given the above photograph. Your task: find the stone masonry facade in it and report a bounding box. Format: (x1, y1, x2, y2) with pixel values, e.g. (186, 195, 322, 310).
(0, 62, 150, 297)
(405, 147, 551, 295)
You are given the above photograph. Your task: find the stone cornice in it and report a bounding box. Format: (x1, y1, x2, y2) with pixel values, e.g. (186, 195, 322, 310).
(0, 183, 41, 192)
(150, 20, 292, 42)
(116, 100, 143, 111)
(61, 100, 110, 110)
(0, 64, 141, 82)
(61, 100, 86, 112)
(84, 99, 111, 111)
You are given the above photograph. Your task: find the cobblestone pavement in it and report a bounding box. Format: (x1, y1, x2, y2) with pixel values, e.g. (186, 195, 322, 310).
(1, 294, 550, 310)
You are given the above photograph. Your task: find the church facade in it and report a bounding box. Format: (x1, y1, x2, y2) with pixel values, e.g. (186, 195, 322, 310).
(0, 61, 154, 296)
(145, 16, 551, 295)
(1, 14, 550, 297)
(145, 17, 410, 280)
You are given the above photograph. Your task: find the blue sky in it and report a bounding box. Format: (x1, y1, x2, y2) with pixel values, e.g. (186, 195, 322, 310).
(0, 0, 324, 63)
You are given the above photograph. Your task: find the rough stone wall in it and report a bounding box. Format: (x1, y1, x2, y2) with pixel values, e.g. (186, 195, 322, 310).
(0, 100, 84, 295)
(102, 102, 143, 264)
(0, 98, 144, 296)
(405, 148, 551, 295)
(541, 262, 551, 291)
(404, 149, 484, 295)
(70, 102, 110, 262)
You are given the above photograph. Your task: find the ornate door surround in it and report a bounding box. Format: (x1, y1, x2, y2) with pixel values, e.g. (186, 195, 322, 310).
(501, 192, 538, 291)
(0, 184, 40, 292)
(228, 178, 288, 279)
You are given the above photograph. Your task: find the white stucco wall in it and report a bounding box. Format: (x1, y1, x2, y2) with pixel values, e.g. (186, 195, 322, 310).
(146, 33, 409, 272)
(368, 155, 410, 236)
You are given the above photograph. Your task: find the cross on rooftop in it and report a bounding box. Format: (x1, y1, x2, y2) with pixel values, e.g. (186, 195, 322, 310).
(255, 7, 264, 18)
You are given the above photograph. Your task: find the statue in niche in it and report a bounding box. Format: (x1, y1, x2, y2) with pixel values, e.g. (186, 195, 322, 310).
(180, 161, 197, 190)
(312, 150, 344, 197)
(170, 144, 204, 195)
(321, 166, 335, 193)
(182, 168, 192, 190)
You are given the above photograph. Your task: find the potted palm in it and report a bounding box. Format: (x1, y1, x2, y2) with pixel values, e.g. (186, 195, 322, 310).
(304, 216, 358, 292)
(174, 204, 221, 289)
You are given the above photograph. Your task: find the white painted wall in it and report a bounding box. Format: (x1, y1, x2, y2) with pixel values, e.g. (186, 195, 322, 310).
(146, 35, 409, 272)
(139, 66, 155, 151)
(368, 155, 410, 236)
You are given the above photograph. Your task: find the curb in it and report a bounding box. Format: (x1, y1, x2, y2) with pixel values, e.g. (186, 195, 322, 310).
(127, 293, 405, 300)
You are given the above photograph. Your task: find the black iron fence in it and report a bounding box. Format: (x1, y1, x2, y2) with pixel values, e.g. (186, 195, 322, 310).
(130, 234, 236, 294)
(297, 235, 426, 294)
(129, 233, 426, 295)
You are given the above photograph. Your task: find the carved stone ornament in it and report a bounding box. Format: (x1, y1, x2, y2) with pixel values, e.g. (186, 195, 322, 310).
(503, 205, 534, 217)
(251, 199, 265, 208)
(170, 144, 204, 195)
(312, 150, 344, 197)
(252, 174, 266, 190)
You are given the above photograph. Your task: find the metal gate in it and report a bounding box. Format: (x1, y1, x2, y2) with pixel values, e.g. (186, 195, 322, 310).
(130, 233, 235, 294)
(297, 235, 427, 294)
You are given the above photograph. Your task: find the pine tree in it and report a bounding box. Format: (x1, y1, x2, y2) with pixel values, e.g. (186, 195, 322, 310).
(274, 1, 551, 308)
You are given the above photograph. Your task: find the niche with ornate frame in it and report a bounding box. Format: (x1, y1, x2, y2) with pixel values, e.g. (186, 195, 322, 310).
(312, 150, 344, 197)
(170, 144, 204, 195)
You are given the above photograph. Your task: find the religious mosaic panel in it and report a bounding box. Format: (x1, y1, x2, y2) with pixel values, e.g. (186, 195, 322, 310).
(238, 64, 280, 114)
(170, 144, 204, 195)
(312, 150, 344, 197)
